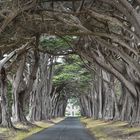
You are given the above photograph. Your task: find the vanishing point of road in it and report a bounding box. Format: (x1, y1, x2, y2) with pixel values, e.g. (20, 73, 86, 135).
(25, 117, 96, 140)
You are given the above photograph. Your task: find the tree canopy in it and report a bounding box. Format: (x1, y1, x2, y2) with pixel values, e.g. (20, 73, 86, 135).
(1, 0, 140, 129)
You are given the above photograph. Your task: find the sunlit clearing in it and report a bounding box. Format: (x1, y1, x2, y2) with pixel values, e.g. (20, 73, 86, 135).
(65, 98, 81, 117)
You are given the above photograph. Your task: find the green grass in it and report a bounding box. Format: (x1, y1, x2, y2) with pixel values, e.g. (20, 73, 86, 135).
(81, 118, 140, 140)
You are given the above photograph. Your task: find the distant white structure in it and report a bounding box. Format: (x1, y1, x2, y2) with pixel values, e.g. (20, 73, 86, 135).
(65, 99, 80, 116)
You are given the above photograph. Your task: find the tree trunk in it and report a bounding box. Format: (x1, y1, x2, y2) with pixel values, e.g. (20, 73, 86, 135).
(12, 56, 26, 123)
(0, 68, 13, 128)
(98, 68, 103, 119)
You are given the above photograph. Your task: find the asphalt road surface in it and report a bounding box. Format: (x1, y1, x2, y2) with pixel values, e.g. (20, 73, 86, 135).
(25, 117, 96, 140)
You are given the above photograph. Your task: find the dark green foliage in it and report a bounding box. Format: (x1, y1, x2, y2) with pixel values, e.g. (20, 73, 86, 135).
(40, 36, 73, 53)
(53, 55, 92, 92)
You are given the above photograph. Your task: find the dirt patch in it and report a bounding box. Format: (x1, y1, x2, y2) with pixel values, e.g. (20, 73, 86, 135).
(0, 133, 8, 140)
(102, 124, 140, 139)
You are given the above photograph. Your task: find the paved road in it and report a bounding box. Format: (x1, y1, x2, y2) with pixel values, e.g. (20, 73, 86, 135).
(25, 117, 95, 140)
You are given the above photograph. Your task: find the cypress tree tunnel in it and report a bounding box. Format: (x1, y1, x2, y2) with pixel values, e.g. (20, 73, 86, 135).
(0, 0, 140, 139)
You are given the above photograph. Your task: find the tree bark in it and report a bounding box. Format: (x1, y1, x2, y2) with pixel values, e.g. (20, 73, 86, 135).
(0, 67, 13, 128)
(12, 56, 26, 123)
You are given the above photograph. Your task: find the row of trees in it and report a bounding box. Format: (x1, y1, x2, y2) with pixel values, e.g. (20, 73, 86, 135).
(0, 0, 140, 128)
